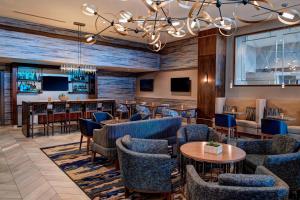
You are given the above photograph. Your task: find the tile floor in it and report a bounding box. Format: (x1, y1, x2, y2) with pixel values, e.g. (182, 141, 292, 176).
(0, 126, 90, 200)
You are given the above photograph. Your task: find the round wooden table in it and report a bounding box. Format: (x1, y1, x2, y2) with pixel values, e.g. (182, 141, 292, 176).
(180, 142, 246, 181)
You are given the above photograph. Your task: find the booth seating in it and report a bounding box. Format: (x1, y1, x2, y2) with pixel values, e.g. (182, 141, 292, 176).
(215, 98, 266, 136)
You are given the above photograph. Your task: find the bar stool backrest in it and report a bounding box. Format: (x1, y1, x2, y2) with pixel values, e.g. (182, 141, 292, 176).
(68, 102, 82, 112)
(86, 102, 97, 111)
(52, 102, 67, 113)
(32, 103, 48, 115)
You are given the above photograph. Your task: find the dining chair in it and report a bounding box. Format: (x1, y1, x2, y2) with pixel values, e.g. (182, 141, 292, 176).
(29, 103, 48, 137)
(92, 111, 113, 123)
(79, 118, 102, 154)
(162, 108, 179, 117)
(214, 113, 237, 141)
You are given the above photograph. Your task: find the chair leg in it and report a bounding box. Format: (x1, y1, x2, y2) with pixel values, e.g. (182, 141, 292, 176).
(79, 134, 83, 151)
(164, 192, 172, 200)
(31, 114, 34, 138)
(124, 187, 130, 198)
(91, 151, 96, 162)
(86, 137, 91, 155)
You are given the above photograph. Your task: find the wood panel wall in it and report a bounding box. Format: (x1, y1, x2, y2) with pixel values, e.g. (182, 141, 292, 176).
(0, 29, 159, 70)
(3, 70, 12, 125)
(160, 37, 198, 70)
(97, 72, 136, 102)
(197, 29, 226, 126)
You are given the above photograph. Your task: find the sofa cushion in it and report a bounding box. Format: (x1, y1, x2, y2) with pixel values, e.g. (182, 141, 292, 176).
(185, 124, 209, 142)
(121, 135, 133, 150)
(219, 174, 276, 187)
(271, 135, 298, 154)
(236, 119, 259, 129)
(245, 154, 267, 170)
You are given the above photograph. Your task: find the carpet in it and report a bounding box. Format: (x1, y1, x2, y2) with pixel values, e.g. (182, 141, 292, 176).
(41, 142, 184, 200)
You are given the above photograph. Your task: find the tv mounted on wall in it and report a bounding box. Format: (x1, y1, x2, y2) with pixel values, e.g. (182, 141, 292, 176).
(171, 77, 191, 92)
(140, 79, 154, 91)
(42, 76, 69, 91)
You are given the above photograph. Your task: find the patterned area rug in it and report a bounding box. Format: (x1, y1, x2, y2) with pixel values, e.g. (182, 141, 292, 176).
(41, 142, 185, 200)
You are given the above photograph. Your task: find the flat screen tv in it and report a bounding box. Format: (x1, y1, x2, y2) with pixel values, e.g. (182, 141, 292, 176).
(171, 77, 191, 92)
(42, 76, 69, 91)
(140, 79, 154, 91)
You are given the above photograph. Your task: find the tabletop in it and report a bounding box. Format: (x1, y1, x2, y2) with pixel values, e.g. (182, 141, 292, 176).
(266, 115, 296, 121)
(223, 111, 245, 115)
(180, 142, 246, 164)
(170, 106, 197, 112)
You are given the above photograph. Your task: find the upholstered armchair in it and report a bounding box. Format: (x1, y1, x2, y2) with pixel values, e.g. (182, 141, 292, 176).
(116, 135, 175, 199)
(264, 152, 300, 198)
(186, 165, 289, 200)
(135, 105, 151, 117)
(177, 124, 225, 150)
(162, 108, 179, 117)
(236, 135, 300, 173)
(92, 111, 113, 123)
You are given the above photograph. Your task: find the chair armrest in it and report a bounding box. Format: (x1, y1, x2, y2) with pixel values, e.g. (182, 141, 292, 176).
(86, 119, 102, 134)
(93, 127, 108, 147)
(236, 139, 272, 154)
(177, 127, 187, 148)
(263, 152, 300, 191)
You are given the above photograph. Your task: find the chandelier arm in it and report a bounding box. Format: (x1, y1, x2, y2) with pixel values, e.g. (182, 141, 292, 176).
(196, 0, 206, 16)
(95, 24, 112, 37)
(248, 2, 281, 14)
(153, 12, 158, 31)
(96, 13, 112, 23)
(95, 16, 100, 31)
(218, 7, 223, 21)
(161, 7, 178, 31)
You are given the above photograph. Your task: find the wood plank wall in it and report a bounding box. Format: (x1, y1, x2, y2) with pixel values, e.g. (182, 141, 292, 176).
(160, 37, 198, 70)
(0, 29, 159, 70)
(3, 70, 12, 125)
(97, 71, 136, 102)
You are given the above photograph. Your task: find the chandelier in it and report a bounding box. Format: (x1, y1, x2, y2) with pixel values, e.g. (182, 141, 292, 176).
(60, 22, 97, 74)
(82, 0, 300, 52)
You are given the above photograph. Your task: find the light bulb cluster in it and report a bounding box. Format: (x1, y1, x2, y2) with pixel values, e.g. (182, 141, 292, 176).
(82, 0, 300, 52)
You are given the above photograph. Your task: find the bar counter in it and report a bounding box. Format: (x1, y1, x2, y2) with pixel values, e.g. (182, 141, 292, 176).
(22, 99, 115, 137)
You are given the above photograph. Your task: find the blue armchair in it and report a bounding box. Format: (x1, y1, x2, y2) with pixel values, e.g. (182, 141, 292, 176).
(264, 151, 300, 198)
(261, 118, 288, 137)
(79, 118, 101, 154)
(215, 113, 237, 140)
(116, 135, 175, 199)
(237, 135, 300, 174)
(162, 108, 179, 117)
(186, 165, 289, 200)
(135, 105, 151, 117)
(92, 111, 113, 123)
(129, 113, 150, 121)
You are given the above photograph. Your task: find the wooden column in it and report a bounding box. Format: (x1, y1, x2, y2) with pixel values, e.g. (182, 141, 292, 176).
(197, 29, 226, 126)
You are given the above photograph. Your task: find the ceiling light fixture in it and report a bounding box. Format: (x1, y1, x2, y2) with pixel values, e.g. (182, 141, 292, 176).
(81, 0, 300, 52)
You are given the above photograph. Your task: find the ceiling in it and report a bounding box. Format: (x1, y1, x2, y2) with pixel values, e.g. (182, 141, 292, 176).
(0, 0, 300, 44)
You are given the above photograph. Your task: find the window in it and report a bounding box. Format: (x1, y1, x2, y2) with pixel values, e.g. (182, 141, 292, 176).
(235, 26, 300, 86)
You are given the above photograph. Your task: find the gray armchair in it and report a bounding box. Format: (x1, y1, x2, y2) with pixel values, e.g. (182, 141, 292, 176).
(186, 165, 289, 200)
(236, 135, 300, 173)
(264, 152, 300, 198)
(177, 124, 225, 152)
(116, 135, 175, 199)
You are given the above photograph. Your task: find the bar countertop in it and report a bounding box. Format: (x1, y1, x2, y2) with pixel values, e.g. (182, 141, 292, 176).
(21, 98, 115, 104)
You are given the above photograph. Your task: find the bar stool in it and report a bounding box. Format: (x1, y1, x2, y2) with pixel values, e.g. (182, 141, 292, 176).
(84, 102, 98, 119)
(66, 102, 83, 132)
(116, 104, 129, 119)
(30, 103, 48, 138)
(47, 102, 67, 135)
(260, 118, 288, 139)
(215, 114, 237, 141)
